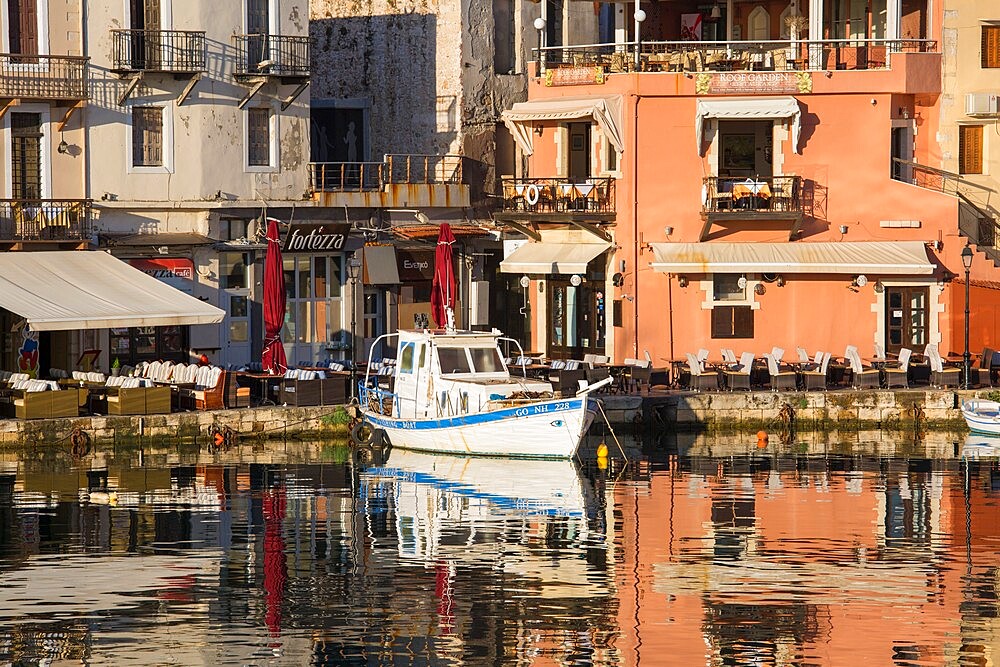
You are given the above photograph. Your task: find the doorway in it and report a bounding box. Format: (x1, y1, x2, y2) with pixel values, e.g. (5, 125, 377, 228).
(129, 0, 161, 69)
(884, 286, 928, 355)
(568, 122, 591, 181)
(717, 120, 773, 179)
(246, 0, 270, 71)
(890, 126, 910, 181)
(547, 273, 606, 360)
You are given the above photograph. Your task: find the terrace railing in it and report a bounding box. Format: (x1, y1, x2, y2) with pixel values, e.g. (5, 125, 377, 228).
(311, 155, 466, 192)
(498, 177, 616, 215)
(0, 199, 92, 242)
(233, 34, 310, 79)
(111, 30, 206, 73)
(536, 38, 937, 74)
(702, 176, 802, 215)
(0, 54, 88, 100)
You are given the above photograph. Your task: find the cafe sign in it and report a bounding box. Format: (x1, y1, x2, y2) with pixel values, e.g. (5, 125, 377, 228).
(545, 66, 605, 87)
(282, 222, 351, 253)
(128, 258, 195, 293)
(396, 249, 436, 282)
(696, 71, 812, 95)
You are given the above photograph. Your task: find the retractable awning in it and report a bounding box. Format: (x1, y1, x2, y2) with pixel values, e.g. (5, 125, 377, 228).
(500, 242, 611, 275)
(696, 96, 802, 154)
(501, 96, 624, 157)
(0, 251, 225, 331)
(648, 241, 935, 275)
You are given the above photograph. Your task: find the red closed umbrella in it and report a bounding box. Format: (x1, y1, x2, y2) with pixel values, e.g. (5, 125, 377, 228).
(261, 218, 288, 375)
(430, 223, 456, 329)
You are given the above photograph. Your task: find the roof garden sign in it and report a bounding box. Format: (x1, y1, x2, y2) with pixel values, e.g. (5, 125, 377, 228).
(696, 71, 812, 95)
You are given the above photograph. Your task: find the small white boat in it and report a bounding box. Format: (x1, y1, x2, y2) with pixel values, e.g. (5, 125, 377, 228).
(356, 329, 611, 459)
(961, 399, 1000, 436)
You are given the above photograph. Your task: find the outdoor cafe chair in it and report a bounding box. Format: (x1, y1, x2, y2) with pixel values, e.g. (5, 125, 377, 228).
(800, 351, 832, 391)
(723, 352, 755, 391)
(883, 348, 912, 389)
(847, 348, 881, 389)
(925, 344, 960, 388)
(685, 353, 719, 392)
(764, 354, 797, 391)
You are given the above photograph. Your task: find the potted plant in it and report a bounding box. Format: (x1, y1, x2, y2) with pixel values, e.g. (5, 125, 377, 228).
(111, 357, 121, 376)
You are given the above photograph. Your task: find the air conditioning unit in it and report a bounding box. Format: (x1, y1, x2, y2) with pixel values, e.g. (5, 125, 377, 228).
(966, 93, 1000, 117)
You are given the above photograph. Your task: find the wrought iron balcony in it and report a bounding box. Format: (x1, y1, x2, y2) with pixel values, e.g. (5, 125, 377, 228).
(701, 176, 803, 240)
(0, 54, 88, 100)
(496, 177, 616, 220)
(311, 155, 464, 192)
(233, 34, 310, 80)
(111, 30, 206, 74)
(537, 38, 937, 75)
(0, 199, 93, 243)
(310, 162, 385, 192)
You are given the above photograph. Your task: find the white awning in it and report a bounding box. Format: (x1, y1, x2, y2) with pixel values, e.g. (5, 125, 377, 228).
(0, 251, 225, 331)
(500, 242, 611, 275)
(648, 241, 935, 275)
(501, 96, 624, 157)
(696, 96, 802, 154)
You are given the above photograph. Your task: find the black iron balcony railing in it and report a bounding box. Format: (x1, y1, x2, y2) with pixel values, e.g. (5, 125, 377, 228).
(233, 34, 310, 79)
(536, 38, 937, 74)
(0, 199, 92, 242)
(499, 177, 616, 215)
(111, 30, 206, 73)
(310, 155, 465, 192)
(702, 176, 802, 214)
(0, 54, 88, 100)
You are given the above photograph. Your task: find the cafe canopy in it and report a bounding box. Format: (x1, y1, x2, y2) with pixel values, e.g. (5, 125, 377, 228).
(0, 251, 224, 331)
(501, 96, 624, 157)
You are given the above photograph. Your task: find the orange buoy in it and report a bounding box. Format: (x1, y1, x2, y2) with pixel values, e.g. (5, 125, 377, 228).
(756, 430, 768, 448)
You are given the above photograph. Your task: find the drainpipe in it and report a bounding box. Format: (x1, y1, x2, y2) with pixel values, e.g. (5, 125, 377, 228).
(81, 0, 91, 207)
(632, 93, 641, 358)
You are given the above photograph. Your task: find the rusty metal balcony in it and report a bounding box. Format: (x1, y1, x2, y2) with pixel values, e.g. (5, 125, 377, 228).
(0, 54, 88, 101)
(233, 34, 310, 81)
(311, 155, 469, 208)
(111, 30, 206, 74)
(701, 176, 803, 240)
(0, 199, 93, 244)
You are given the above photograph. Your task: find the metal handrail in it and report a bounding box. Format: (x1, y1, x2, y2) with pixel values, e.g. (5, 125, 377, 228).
(309, 162, 384, 192)
(702, 175, 802, 214)
(0, 53, 88, 99)
(498, 176, 616, 214)
(385, 154, 463, 184)
(0, 199, 92, 241)
(232, 34, 310, 77)
(111, 29, 206, 72)
(310, 154, 467, 192)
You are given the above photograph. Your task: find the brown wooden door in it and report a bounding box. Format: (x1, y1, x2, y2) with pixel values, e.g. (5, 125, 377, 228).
(8, 0, 39, 60)
(885, 286, 928, 355)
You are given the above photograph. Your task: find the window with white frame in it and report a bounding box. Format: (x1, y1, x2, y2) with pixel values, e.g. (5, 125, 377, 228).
(710, 274, 753, 338)
(247, 107, 271, 167)
(132, 106, 163, 167)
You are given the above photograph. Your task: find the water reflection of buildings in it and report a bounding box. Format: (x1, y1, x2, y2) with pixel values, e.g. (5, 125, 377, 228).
(614, 448, 1000, 665)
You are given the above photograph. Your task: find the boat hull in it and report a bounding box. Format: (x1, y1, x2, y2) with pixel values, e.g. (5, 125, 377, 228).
(961, 400, 1000, 436)
(360, 397, 599, 459)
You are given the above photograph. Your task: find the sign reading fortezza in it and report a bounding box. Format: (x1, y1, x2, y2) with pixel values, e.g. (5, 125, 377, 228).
(697, 71, 812, 95)
(282, 223, 351, 253)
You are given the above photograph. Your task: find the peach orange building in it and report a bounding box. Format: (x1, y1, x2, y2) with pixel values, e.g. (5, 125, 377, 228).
(495, 0, 997, 367)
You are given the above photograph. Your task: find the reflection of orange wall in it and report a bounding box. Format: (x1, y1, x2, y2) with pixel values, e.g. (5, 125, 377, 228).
(614, 463, 974, 666)
(525, 63, 961, 360)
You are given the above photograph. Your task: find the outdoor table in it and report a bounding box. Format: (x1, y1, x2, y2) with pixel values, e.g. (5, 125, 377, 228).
(237, 371, 278, 406)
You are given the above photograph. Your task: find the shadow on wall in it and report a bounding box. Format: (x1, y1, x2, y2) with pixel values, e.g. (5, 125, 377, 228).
(310, 14, 455, 158)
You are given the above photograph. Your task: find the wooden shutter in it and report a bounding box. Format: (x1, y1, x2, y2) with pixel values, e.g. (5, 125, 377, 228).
(711, 306, 754, 339)
(248, 108, 270, 166)
(133, 107, 163, 167)
(959, 125, 984, 175)
(982, 26, 1000, 68)
(19, 0, 38, 55)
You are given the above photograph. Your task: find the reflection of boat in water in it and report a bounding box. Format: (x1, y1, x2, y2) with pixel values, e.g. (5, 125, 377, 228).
(962, 432, 1000, 458)
(359, 449, 610, 597)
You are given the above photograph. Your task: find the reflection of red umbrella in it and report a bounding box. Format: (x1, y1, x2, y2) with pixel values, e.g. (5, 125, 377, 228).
(263, 485, 287, 639)
(430, 223, 456, 328)
(261, 218, 288, 375)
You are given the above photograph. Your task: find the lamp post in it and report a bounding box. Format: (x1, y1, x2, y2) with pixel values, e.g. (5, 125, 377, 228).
(347, 254, 363, 400)
(633, 8, 646, 71)
(533, 17, 546, 77)
(962, 244, 974, 389)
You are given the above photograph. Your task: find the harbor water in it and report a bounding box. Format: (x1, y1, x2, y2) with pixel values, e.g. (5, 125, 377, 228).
(0, 433, 998, 665)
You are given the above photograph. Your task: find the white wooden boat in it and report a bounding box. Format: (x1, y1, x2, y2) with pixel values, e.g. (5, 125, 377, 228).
(961, 399, 1000, 436)
(356, 329, 610, 459)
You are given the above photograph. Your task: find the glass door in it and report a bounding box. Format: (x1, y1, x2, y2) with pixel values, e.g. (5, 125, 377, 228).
(546, 278, 604, 361)
(885, 286, 928, 355)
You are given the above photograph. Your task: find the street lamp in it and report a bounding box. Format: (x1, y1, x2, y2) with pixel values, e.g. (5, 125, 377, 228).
(634, 8, 646, 71)
(533, 17, 546, 77)
(347, 254, 363, 400)
(962, 244, 974, 389)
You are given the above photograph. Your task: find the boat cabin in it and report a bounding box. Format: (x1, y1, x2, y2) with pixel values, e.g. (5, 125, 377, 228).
(386, 330, 552, 420)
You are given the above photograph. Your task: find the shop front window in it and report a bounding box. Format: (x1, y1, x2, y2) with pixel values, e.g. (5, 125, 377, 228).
(281, 255, 345, 363)
(110, 326, 188, 365)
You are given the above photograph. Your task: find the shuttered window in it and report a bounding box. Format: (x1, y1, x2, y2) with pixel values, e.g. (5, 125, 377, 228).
(982, 26, 1000, 68)
(10, 112, 42, 200)
(959, 125, 984, 175)
(247, 107, 271, 166)
(132, 106, 163, 167)
(711, 306, 754, 339)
